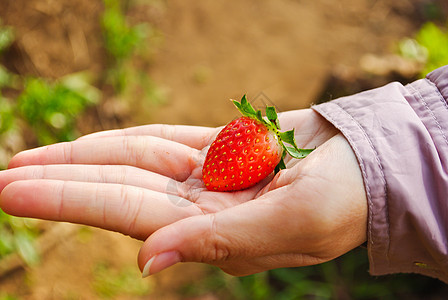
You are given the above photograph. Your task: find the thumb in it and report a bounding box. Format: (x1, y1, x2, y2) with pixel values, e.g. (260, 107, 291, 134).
(138, 191, 295, 277)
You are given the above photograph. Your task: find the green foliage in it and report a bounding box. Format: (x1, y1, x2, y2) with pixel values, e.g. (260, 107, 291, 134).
(0, 99, 15, 135)
(101, 0, 147, 63)
(0, 209, 40, 265)
(0, 65, 17, 91)
(179, 249, 447, 299)
(399, 20, 448, 77)
(100, 0, 164, 103)
(0, 22, 99, 148)
(0, 294, 19, 300)
(415, 21, 448, 76)
(0, 22, 17, 136)
(92, 262, 152, 298)
(0, 66, 19, 137)
(17, 73, 99, 145)
(0, 19, 41, 267)
(0, 0, 161, 275)
(101, 0, 148, 93)
(0, 20, 14, 54)
(0, 19, 99, 265)
(0, 0, 162, 270)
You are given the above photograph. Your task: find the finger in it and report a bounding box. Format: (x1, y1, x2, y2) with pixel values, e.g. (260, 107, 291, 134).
(79, 124, 219, 150)
(137, 188, 312, 276)
(8, 136, 201, 180)
(0, 165, 186, 196)
(0, 179, 202, 240)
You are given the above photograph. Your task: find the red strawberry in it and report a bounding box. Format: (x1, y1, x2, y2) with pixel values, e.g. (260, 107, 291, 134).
(202, 95, 313, 191)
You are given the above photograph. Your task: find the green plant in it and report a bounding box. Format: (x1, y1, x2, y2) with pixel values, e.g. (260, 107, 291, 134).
(178, 247, 447, 299)
(0, 293, 19, 300)
(238, 249, 447, 299)
(0, 99, 15, 135)
(101, 0, 148, 63)
(0, 19, 40, 267)
(0, 0, 162, 271)
(0, 67, 98, 266)
(415, 21, 448, 75)
(0, 209, 40, 265)
(101, 0, 148, 93)
(100, 0, 165, 106)
(92, 262, 152, 298)
(399, 20, 448, 77)
(17, 73, 99, 145)
(0, 20, 17, 136)
(0, 20, 13, 54)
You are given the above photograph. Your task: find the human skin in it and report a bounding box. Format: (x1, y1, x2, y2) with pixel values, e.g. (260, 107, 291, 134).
(0, 109, 367, 276)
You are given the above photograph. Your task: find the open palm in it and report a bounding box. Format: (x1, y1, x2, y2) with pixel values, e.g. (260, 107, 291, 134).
(0, 109, 367, 276)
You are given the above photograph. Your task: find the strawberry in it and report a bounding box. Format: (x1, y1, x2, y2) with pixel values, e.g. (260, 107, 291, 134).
(202, 95, 313, 191)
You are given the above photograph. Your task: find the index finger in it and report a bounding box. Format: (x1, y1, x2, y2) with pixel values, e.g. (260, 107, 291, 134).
(79, 124, 220, 150)
(8, 136, 202, 180)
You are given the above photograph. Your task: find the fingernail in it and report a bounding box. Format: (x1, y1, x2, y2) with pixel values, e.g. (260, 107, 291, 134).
(142, 256, 155, 278)
(142, 251, 181, 278)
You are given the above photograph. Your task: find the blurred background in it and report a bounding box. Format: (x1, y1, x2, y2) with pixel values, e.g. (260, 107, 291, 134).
(0, 0, 448, 299)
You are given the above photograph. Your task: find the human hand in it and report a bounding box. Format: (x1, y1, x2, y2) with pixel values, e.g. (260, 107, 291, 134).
(0, 109, 367, 277)
(137, 127, 367, 276)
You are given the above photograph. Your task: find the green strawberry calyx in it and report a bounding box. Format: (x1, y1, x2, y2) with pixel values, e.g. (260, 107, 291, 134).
(232, 94, 314, 173)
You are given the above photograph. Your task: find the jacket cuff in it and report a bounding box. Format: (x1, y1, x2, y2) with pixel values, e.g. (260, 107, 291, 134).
(311, 69, 448, 283)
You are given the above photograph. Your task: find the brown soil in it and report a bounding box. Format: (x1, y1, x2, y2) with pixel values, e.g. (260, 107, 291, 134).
(0, 0, 445, 298)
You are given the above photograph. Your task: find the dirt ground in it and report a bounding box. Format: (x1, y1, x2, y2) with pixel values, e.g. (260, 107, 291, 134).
(0, 0, 445, 298)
